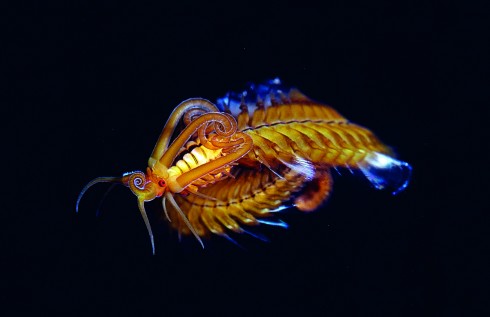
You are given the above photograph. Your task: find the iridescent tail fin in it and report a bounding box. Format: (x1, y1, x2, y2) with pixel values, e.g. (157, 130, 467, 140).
(358, 152, 412, 195)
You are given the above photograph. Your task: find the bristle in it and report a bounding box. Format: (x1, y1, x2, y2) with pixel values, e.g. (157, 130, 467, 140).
(242, 229, 270, 242)
(279, 91, 290, 104)
(257, 219, 289, 228)
(289, 88, 310, 102)
(221, 233, 244, 249)
(256, 96, 265, 109)
(270, 92, 279, 106)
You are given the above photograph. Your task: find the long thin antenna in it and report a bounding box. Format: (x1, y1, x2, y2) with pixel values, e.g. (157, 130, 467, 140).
(95, 183, 118, 217)
(137, 200, 155, 255)
(76, 177, 122, 213)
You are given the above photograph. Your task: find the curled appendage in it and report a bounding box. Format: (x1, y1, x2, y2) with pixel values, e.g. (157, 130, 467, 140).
(184, 107, 211, 126)
(209, 130, 245, 150)
(197, 112, 237, 150)
(128, 171, 146, 194)
(212, 112, 237, 137)
(175, 131, 253, 190)
(149, 98, 218, 168)
(184, 108, 217, 138)
(76, 176, 122, 213)
(159, 112, 238, 169)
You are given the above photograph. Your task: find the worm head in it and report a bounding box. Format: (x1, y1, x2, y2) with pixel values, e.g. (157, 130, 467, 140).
(123, 168, 170, 254)
(77, 168, 167, 254)
(123, 168, 165, 202)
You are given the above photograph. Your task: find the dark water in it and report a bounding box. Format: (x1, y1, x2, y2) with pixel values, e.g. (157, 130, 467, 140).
(3, 2, 486, 316)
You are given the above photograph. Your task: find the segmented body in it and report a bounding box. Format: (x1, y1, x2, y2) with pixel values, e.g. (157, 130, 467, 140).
(240, 103, 391, 168)
(167, 87, 392, 238)
(168, 144, 229, 194)
(171, 166, 305, 236)
(77, 79, 411, 253)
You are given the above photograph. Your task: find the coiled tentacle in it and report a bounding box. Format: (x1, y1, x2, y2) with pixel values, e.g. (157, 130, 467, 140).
(156, 112, 237, 179)
(78, 79, 412, 253)
(197, 113, 238, 150)
(149, 98, 218, 169)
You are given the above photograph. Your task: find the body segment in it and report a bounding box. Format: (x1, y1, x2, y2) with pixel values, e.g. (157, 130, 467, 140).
(77, 79, 411, 253)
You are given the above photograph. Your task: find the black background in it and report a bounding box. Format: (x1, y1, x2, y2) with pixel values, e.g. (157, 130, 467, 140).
(3, 1, 487, 316)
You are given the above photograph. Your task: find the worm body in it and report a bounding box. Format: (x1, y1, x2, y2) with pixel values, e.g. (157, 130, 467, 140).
(77, 79, 411, 253)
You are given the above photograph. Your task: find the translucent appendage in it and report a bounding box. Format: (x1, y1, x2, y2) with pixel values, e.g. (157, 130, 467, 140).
(216, 78, 286, 117)
(358, 152, 412, 195)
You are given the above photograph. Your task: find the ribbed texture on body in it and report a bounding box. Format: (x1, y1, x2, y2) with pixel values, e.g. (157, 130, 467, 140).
(167, 168, 305, 236)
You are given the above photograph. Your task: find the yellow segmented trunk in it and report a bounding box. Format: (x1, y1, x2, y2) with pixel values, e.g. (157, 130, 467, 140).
(166, 144, 233, 194)
(78, 82, 411, 253)
(169, 168, 306, 236)
(238, 102, 390, 169)
(165, 98, 393, 238)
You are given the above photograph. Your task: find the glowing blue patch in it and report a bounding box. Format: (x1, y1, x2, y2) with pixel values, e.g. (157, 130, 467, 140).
(216, 77, 289, 117)
(257, 219, 289, 228)
(358, 152, 412, 195)
(242, 229, 270, 242)
(268, 205, 294, 213)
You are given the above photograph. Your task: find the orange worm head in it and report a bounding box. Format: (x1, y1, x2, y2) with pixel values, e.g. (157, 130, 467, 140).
(76, 169, 167, 254)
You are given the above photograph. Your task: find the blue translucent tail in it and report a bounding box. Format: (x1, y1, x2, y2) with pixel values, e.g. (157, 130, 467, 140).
(358, 152, 412, 195)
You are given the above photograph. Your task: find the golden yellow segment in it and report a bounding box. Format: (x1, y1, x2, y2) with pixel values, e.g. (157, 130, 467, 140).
(165, 168, 306, 237)
(81, 95, 403, 252)
(243, 120, 390, 168)
(159, 98, 394, 239)
(249, 103, 346, 127)
(237, 111, 250, 130)
(166, 145, 223, 181)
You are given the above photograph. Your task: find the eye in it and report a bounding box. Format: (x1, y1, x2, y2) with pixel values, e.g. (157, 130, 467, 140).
(158, 180, 166, 187)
